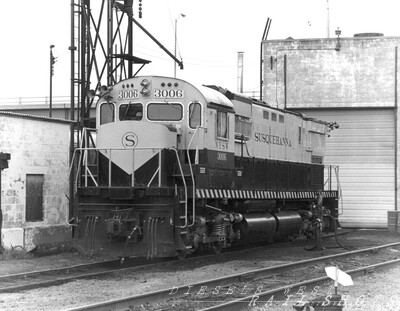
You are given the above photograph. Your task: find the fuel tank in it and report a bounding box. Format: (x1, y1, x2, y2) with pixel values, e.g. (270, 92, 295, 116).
(273, 211, 302, 241)
(239, 213, 276, 243)
(239, 211, 302, 243)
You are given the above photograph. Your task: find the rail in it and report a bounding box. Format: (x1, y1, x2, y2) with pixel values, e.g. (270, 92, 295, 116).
(63, 241, 400, 311)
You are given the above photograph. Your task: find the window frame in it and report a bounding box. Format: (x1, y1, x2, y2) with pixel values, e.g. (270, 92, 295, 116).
(188, 102, 202, 129)
(216, 110, 229, 140)
(99, 102, 115, 125)
(147, 102, 183, 121)
(119, 102, 143, 121)
(235, 115, 252, 140)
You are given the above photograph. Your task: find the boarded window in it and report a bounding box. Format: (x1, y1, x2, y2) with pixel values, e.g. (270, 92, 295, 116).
(26, 174, 44, 222)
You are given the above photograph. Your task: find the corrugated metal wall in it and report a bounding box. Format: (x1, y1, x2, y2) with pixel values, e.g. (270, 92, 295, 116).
(300, 108, 395, 228)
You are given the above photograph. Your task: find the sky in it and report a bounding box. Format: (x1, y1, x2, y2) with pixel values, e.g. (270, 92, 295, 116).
(0, 0, 399, 101)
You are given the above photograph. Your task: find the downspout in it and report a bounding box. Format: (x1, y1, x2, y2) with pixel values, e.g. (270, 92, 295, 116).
(0, 169, 2, 252)
(395, 46, 398, 211)
(69, 0, 76, 235)
(0, 153, 11, 252)
(284, 54, 287, 109)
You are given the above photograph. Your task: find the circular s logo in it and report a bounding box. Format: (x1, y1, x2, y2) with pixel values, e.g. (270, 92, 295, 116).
(122, 132, 138, 149)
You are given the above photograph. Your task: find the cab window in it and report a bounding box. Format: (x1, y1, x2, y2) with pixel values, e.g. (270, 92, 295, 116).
(100, 102, 115, 125)
(235, 115, 251, 140)
(189, 102, 201, 129)
(147, 103, 182, 121)
(119, 103, 143, 121)
(217, 111, 228, 139)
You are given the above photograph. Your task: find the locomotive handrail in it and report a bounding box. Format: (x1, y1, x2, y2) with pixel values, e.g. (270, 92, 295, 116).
(186, 126, 206, 227)
(324, 165, 340, 192)
(323, 164, 343, 216)
(168, 148, 189, 228)
(70, 146, 190, 227)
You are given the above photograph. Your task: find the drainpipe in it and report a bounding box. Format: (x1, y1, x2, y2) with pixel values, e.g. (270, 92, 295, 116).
(395, 46, 398, 211)
(0, 169, 2, 253)
(284, 54, 287, 109)
(0, 153, 11, 253)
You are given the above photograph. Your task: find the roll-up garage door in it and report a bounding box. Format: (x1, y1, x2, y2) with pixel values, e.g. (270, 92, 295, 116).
(298, 108, 395, 228)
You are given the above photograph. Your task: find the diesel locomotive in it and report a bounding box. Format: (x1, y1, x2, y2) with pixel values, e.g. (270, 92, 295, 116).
(72, 75, 340, 258)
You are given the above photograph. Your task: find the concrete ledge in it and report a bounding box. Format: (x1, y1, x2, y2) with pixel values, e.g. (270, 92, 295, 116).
(1, 225, 72, 252)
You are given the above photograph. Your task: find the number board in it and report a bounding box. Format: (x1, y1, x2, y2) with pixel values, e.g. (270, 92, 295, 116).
(153, 89, 184, 98)
(118, 90, 139, 100)
(117, 89, 185, 100)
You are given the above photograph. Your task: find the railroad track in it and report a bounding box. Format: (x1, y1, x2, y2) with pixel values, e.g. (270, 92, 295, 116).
(64, 241, 400, 311)
(0, 230, 353, 295)
(198, 258, 400, 311)
(0, 256, 168, 293)
(0, 242, 291, 293)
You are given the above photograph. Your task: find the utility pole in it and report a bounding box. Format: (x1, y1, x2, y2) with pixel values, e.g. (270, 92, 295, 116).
(49, 45, 56, 118)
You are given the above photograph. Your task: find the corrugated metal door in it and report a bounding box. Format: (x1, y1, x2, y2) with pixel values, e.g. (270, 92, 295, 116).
(299, 108, 395, 228)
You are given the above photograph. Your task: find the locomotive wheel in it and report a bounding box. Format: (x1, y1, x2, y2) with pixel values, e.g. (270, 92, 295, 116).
(176, 250, 187, 260)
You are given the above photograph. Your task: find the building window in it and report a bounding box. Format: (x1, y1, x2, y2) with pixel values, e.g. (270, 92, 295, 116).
(189, 102, 201, 129)
(100, 102, 115, 125)
(119, 103, 143, 121)
(279, 115, 285, 123)
(217, 111, 228, 139)
(271, 113, 277, 121)
(26, 174, 44, 222)
(263, 111, 269, 120)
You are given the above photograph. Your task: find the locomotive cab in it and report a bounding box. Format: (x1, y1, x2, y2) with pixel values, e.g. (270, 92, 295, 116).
(93, 77, 236, 188)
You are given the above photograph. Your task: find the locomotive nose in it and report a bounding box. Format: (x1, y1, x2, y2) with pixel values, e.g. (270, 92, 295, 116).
(97, 121, 178, 175)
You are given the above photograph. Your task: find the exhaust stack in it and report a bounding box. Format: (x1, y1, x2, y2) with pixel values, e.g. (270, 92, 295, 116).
(237, 51, 244, 93)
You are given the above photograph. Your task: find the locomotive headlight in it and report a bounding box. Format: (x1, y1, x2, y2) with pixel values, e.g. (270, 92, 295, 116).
(140, 79, 150, 88)
(140, 88, 151, 96)
(140, 79, 151, 96)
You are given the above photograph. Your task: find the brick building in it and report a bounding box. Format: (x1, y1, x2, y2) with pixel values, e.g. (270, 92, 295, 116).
(0, 111, 73, 251)
(262, 35, 400, 228)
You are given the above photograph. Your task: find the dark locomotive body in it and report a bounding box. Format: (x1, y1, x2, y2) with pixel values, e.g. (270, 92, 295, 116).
(73, 75, 340, 258)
